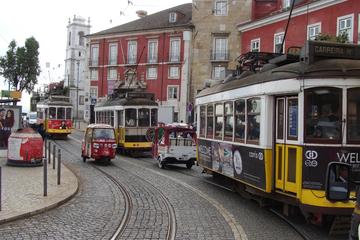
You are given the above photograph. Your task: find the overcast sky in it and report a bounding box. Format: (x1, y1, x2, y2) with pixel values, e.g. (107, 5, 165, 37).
(0, 0, 191, 112)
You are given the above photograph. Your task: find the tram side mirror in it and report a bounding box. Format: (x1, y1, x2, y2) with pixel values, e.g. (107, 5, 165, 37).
(325, 162, 351, 201)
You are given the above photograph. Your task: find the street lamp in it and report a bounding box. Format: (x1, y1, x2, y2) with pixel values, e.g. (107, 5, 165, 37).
(76, 60, 80, 121)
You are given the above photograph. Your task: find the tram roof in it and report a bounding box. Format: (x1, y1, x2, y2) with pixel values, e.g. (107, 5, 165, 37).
(197, 58, 360, 98)
(95, 97, 158, 108)
(37, 99, 73, 107)
(86, 123, 114, 129)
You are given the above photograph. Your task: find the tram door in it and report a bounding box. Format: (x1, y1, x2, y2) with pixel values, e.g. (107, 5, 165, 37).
(275, 97, 301, 195)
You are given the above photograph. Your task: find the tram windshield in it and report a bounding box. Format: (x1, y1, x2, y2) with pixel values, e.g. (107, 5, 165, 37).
(49, 107, 56, 119)
(138, 108, 150, 127)
(57, 107, 65, 119)
(125, 108, 136, 127)
(66, 108, 72, 120)
(305, 87, 341, 142)
(151, 109, 158, 127)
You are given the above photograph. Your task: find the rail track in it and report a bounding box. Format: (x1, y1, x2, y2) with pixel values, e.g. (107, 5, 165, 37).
(52, 139, 176, 240)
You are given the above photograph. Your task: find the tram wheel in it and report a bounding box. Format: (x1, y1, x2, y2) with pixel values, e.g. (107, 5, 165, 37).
(186, 163, 193, 169)
(158, 158, 165, 169)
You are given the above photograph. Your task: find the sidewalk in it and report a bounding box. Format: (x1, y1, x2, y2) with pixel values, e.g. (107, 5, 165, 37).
(73, 120, 88, 132)
(0, 156, 78, 224)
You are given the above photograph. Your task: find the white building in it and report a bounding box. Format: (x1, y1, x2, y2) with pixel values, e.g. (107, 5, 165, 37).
(64, 15, 91, 121)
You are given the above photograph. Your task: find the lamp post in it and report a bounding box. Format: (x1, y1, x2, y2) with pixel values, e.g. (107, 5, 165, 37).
(76, 60, 80, 121)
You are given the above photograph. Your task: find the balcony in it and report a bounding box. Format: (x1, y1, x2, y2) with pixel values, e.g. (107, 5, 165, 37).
(210, 50, 229, 62)
(88, 59, 99, 67)
(168, 54, 180, 63)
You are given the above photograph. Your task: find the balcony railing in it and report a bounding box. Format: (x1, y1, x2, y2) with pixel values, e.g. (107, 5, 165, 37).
(210, 50, 229, 61)
(168, 54, 180, 62)
(147, 57, 158, 64)
(88, 59, 99, 67)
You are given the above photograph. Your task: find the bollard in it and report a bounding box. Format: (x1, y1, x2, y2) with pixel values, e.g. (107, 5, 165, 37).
(57, 149, 61, 185)
(48, 141, 51, 164)
(44, 138, 47, 159)
(53, 145, 56, 170)
(0, 166, 2, 211)
(43, 158, 47, 197)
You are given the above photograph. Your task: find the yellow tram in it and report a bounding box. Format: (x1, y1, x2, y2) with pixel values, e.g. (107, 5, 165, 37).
(95, 91, 158, 154)
(195, 41, 360, 224)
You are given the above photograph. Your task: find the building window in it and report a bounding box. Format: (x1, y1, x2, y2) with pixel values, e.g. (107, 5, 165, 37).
(68, 31, 71, 46)
(90, 69, 98, 80)
(169, 66, 179, 79)
(147, 67, 157, 79)
(169, 38, 180, 62)
(307, 23, 321, 40)
(274, 32, 284, 53)
(337, 14, 354, 42)
(148, 40, 158, 63)
(109, 43, 118, 65)
(90, 88, 97, 97)
(167, 86, 178, 100)
(127, 40, 137, 64)
(78, 31, 84, 46)
(91, 45, 99, 66)
(213, 65, 226, 79)
(108, 68, 117, 80)
(214, 0, 228, 16)
(283, 0, 291, 9)
(213, 38, 228, 60)
(79, 96, 85, 105)
(169, 12, 177, 23)
(250, 39, 260, 52)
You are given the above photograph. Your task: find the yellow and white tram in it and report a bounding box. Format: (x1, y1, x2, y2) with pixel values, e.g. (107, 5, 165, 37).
(95, 91, 158, 154)
(195, 41, 360, 223)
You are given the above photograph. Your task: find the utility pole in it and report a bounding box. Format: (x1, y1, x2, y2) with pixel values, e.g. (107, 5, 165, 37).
(76, 60, 80, 120)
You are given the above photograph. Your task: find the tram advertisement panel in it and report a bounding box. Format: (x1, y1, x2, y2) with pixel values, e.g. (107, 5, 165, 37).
(302, 146, 360, 190)
(198, 139, 266, 190)
(198, 139, 212, 169)
(232, 146, 266, 190)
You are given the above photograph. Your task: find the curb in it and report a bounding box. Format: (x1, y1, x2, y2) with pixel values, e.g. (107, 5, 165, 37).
(0, 164, 79, 225)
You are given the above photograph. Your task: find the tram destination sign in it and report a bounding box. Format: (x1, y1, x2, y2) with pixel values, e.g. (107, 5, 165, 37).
(304, 40, 360, 63)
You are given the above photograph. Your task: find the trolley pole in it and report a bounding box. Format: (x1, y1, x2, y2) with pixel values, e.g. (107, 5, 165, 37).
(43, 157, 47, 197)
(52, 145, 56, 170)
(57, 149, 61, 185)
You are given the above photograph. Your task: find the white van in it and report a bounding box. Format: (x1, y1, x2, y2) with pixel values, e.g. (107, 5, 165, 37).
(27, 112, 37, 125)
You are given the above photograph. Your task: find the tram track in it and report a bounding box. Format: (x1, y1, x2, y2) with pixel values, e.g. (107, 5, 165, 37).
(52, 139, 176, 240)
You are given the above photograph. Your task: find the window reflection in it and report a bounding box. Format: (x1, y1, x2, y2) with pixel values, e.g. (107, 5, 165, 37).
(215, 104, 223, 139)
(247, 98, 260, 143)
(235, 99, 245, 142)
(347, 88, 360, 142)
(206, 105, 214, 138)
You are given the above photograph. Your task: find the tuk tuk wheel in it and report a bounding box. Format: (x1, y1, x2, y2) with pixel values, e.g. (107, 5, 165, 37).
(186, 162, 193, 169)
(158, 157, 165, 169)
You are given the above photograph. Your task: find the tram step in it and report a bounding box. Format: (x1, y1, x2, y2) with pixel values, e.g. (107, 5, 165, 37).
(329, 216, 351, 236)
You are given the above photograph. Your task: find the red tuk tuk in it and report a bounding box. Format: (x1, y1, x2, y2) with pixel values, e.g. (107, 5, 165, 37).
(81, 124, 117, 163)
(151, 123, 197, 169)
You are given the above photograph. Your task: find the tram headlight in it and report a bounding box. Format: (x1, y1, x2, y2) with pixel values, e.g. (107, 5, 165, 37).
(112, 144, 117, 148)
(93, 143, 100, 149)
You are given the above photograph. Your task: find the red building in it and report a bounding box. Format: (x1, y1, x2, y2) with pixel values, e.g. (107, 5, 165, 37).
(238, 0, 360, 54)
(87, 4, 193, 122)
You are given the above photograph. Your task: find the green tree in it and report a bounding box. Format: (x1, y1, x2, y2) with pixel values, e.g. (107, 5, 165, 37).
(315, 32, 349, 43)
(0, 37, 41, 94)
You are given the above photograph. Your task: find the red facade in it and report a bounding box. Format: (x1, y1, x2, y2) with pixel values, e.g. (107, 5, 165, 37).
(240, 0, 360, 54)
(89, 32, 185, 100)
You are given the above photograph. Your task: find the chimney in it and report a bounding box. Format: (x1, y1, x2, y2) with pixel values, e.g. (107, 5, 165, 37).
(136, 10, 147, 18)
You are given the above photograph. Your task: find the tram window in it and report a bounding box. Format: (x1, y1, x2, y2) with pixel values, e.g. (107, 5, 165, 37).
(224, 102, 233, 140)
(138, 108, 150, 127)
(110, 111, 114, 126)
(118, 110, 124, 126)
(305, 87, 341, 143)
(66, 108, 72, 120)
(287, 98, 298, 140)
(49, 107, 56, 119)
(57, 107, 65, 119)
(151, 109, 158, 126)
(45, 109, 48, 118)
(347, 88, 360, 143)
(200, 106, 206, 137)
(235, 99, 246, 142)
(247, 98, 261, 143)
(215, 103, 223, 139)
(125, 109, 136, 127)
(206, 105, 214, 138)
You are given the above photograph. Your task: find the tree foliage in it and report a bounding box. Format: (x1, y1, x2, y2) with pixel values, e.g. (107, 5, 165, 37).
(315, 31, 349, 43)
(0, 37, 41, 94)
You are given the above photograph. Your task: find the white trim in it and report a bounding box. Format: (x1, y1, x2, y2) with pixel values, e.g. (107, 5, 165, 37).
(250, 38, 260, 52)
(237, 0, 347, 32)
(337, 13, 354, 42)
(307, 22, 322, 40)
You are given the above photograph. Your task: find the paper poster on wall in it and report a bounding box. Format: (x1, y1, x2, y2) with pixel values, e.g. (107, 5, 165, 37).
(0, 106, 21, 149)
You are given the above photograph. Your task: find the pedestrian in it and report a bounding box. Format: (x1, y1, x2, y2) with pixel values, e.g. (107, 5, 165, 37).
(4, 109, 14, 147)
(0, 108, 6, 148)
